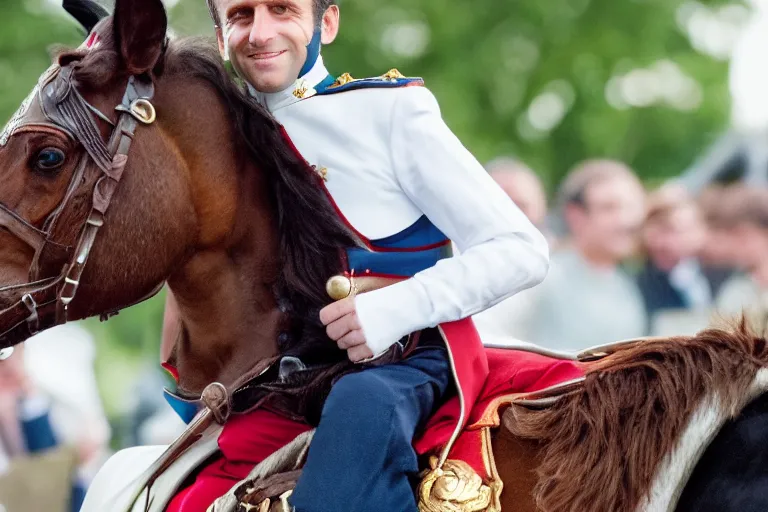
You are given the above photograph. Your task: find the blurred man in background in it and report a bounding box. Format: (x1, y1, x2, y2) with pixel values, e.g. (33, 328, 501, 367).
(525, 159, 647, 351)
(637, 185, 725, 334)
(0, 324, 110, 512)
(707, 186, 768, 316)
(484, 157, 549, 232)
(473, 157, 549, 340)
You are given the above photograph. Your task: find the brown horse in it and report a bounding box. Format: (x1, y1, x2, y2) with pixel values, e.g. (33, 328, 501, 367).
(2, 0, 768, 511)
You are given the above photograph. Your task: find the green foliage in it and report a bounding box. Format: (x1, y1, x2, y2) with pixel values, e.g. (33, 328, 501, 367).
(0, 1, 81, 124)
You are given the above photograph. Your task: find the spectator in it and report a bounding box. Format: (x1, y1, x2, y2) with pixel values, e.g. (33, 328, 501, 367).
(637, 185, 726, 332)
(0, 324, 111, 512)
(485, 157, 549, 231)
(473, 158, 549, 340)
(708, 186, 768, 317)
(525, 159, 647, 351)
(698, 185, 744, 268)
(0, 345, 81, 511)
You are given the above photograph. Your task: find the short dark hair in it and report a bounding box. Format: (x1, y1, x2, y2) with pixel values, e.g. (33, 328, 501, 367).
(206, 0, 335, 28)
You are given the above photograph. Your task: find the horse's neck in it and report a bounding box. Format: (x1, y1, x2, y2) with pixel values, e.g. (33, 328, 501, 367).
(159, 75, 282, 393)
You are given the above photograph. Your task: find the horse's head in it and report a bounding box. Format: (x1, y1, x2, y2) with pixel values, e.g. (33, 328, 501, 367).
(0, 0, 198, 348)
(1, 0, 355, 398)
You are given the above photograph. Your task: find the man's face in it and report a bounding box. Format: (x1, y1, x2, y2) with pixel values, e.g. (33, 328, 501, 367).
(569, 177, 646, 262)
(643, 206, 707, 270)
(732, 222, 768, 271)
(215, 0, 319, 93)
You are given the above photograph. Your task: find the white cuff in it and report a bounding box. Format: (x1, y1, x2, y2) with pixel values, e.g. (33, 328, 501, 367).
(355, 278, 433, 355)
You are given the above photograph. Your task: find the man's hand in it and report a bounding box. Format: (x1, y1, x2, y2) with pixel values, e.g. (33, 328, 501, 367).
(319, 296, 374, 362)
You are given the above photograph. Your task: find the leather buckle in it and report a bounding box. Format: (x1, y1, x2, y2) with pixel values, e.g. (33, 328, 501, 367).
(21, 293, 39, 333)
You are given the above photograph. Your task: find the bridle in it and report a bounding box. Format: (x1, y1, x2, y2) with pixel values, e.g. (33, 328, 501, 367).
(0, 62, 159, 351)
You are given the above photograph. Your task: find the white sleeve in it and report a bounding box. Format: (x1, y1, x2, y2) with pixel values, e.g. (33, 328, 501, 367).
(355, 86, 550, 355)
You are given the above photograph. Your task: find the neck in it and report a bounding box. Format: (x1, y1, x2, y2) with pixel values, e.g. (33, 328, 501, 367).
(573, 239, 618, 270)
(653, 256, 684, 273)
(157, 72, 282, 395)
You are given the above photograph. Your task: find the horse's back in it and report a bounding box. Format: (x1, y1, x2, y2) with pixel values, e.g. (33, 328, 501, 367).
(82, 445, 166, 512)
(677, 392, 768, 512)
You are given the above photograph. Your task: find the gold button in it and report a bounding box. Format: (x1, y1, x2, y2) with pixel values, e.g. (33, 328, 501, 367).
(326, 275, 352, 300)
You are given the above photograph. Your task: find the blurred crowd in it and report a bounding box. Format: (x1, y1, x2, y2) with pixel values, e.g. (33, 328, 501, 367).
(474, 157, 768, 352)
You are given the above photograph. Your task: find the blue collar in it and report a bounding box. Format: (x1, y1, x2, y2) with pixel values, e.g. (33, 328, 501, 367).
(299, 28, 322, 78)
(163, 387, 203, 424)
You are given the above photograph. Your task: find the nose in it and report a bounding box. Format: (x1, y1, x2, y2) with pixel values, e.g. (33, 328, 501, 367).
(249, 7, 278, 47)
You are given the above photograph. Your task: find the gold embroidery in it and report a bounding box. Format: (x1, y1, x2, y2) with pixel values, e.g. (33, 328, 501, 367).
(293, 83, 308, 99)
(311, 165, 328, 181)
(329, 72, 356, 88)
(418, 457, 499, 512)
(383, 68, 406, 81)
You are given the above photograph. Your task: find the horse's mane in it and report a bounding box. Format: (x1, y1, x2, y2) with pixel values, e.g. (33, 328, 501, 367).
(60, 33, 358, 372)
(505, 319, 768, 512)
(162, 39, 358, 358)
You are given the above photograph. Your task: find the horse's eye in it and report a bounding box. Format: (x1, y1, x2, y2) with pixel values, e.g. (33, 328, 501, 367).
(34, 148, 66, 172)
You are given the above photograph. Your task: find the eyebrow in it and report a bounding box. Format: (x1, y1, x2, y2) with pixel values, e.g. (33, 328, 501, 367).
(225, 0, 301, 16)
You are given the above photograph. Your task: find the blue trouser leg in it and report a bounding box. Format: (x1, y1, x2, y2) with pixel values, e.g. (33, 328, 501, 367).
(290, 346, 452, 512)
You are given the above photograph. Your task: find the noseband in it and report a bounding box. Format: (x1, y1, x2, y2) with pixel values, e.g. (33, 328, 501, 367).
(0, 63, 159, 350)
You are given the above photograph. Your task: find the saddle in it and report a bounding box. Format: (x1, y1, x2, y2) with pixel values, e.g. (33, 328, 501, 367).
(127, 340, 601, 512)
(207, 339, 648, 512)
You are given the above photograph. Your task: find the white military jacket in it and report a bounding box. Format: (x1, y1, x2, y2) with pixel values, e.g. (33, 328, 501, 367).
(254, 56, 550, 355)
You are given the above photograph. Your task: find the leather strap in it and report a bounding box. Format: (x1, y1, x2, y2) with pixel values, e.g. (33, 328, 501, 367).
(0, 67, 158, 348)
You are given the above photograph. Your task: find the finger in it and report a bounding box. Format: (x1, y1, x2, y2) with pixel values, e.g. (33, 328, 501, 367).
(326, 312, 361, 341)
(348, 345, 374, 363)
(336, 329, 366, 350)
(319, 297, 355, 326)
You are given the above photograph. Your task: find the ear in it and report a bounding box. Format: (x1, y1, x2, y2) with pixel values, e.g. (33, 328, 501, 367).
(113, 0, 168, 75)
(216, 27, 226, 60)
(320, 5, 340, 45)
(63, 0, 110, 34)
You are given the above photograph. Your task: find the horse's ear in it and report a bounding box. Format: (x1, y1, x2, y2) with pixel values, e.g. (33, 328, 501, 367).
(63, 0, 110, 34)
(113, 0, 167, 75)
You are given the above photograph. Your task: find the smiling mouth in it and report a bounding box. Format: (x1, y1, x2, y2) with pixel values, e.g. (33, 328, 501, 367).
(249, 50, 287, 61)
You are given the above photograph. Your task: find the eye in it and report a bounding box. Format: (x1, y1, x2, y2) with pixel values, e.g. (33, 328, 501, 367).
(34, 147, 66, 172)
(270, 4, 288, 15)
(227, 8, 251, 24)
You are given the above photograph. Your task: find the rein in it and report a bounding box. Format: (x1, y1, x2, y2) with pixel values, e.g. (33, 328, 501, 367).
(0, 64, 159, 351)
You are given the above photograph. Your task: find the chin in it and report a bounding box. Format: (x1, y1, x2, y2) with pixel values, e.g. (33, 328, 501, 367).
(245, 68, 294, 94)
(253, 79, 288, 93)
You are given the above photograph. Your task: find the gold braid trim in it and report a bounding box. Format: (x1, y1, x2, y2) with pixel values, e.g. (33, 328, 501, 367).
(417, 454, 501, 512)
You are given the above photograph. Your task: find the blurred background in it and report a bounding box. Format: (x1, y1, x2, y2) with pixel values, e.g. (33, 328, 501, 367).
(2, 0, 768, 509)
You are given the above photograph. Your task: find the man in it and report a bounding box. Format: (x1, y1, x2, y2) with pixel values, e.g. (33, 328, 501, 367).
(526, 159, 647, 350)
(0, 334, 103, 512)
(473, 157, 549, 340)
(200, 1, 550, 510)
(708, 186, 768, 317)
(485, 157, 549, 230)
(637, 185, 723, 333)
